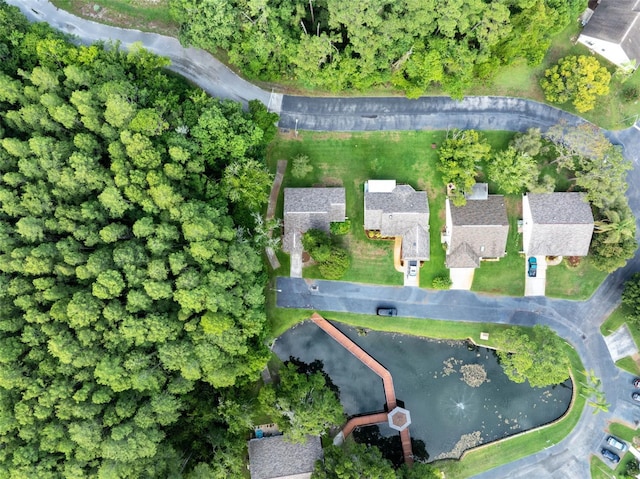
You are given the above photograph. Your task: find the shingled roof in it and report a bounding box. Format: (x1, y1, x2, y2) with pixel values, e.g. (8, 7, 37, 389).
(523, 193, 594, 257)
(283, 188, 346, 253)
(364, 181, 430, 260)
(248, 435, 323, 479)
(445, 195, 509, 269)
(579, 0, 640, 68)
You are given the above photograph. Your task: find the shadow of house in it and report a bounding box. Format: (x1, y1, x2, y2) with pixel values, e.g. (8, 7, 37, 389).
(522, 193, 594, 257)
(363, 180, 430, 263)
(248, 435, 323, 479)
(282, 187, 346, 253)
(578, 0, 640, 69)
(442, 184, 509, 269)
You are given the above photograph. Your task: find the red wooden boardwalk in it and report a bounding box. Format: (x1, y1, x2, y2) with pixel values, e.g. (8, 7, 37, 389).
(310, 313, 414, 466)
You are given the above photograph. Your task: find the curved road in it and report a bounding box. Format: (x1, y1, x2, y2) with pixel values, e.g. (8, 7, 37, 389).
(8, 1, 640, 477)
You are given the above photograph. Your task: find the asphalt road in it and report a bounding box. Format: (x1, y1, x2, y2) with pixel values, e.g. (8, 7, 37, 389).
(10, 2, 640, 477)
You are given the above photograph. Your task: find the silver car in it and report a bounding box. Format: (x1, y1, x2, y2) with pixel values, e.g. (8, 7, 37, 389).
(606, 435, 627, 452)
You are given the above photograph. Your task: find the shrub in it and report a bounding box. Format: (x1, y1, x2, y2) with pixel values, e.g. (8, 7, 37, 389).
(622, 86, 639, 102)
(330, 220, 351, 235)
(318, 247, 350, 279)
(432, 276, 452, 289)
(291, 154, 313, 179)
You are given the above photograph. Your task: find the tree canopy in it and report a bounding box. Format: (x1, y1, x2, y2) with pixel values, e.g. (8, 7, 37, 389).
(0, 3, 277, 476)
(540, 55, 611, 112)
(169, 0, 585, 97)
(493, 325, 570, 388)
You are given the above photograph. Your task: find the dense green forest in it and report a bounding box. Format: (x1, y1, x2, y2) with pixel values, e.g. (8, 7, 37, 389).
(170, 0, 585, 97)
(0, 2, 282, 476)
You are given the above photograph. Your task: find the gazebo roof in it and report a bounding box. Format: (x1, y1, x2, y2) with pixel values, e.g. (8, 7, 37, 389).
(388, 406, 412, 432)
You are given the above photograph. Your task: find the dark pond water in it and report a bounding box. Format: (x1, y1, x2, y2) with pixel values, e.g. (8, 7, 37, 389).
(272, 320, 573, 461)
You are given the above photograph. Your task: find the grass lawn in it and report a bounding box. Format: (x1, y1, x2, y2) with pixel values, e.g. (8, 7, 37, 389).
(545, 257, 608, 300)
(267, 130, 458, 287)
(50, 0, 178, 36)
(268, 310, 587, 479)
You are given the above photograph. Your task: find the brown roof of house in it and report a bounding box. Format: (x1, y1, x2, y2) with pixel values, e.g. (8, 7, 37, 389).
(446, 196, 509, 269)
(283, 188, 346, 252)
(248, 435, 323, 479)
(525, 193, 594, 256)
(364, 183, 430, 260)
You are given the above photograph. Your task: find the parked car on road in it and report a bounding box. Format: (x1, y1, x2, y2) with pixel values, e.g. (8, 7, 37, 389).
(633, 392, 640, 402)
(377, 308, 397, 317)
(634, 377, 640, 388)
(606, 435, 627, 452)
(527, 257, 537, 277)
(601, 448, 621, 464)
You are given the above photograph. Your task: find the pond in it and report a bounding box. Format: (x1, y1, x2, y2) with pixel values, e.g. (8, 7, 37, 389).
(272, 320, 573, 461)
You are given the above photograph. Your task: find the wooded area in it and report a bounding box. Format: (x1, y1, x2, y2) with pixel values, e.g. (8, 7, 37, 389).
(0, 2, 281, 476)
(169, 0, 586, 97)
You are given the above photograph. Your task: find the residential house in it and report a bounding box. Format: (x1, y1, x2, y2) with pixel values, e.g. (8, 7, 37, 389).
(522, 192, 594, 257)
(442, 184, 509, 269)
(363, 180, 430, 262)
(578, 0, 640, 69)
(282, 188, 346, 253)
(248, 435, 323, 479)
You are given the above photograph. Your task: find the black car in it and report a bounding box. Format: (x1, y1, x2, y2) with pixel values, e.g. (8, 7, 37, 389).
(601, 448, 621, 464)
(377, 308, 397, 317)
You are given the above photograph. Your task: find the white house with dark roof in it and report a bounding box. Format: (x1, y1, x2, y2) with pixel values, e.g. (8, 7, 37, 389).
(578, 0, 640, 69)
(282, 188, 346, 253)
(443, 184, 509, 269)
(522, 193, 594, 257)
(363, 180, 430, 261)
(248, 435, 323, 479)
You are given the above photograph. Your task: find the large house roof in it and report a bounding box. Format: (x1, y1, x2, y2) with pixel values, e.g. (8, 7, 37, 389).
(283, 188, 346, 252)
(248, 435, 323, 479)
(524, 193, 594, 257)
(581, 0, 640, 65)
(364, 181, 430, 260)
(446, 196, 509, 269)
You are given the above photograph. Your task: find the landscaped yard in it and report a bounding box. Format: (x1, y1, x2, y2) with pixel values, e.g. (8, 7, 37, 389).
(268, 130, 608, 299)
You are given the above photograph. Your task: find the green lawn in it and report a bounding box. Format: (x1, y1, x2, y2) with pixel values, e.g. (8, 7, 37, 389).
(269, 130, 607, 299)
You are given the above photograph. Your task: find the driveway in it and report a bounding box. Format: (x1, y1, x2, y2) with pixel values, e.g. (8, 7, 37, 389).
(450, 268, 475, 290)
(524, 256, 547, 297)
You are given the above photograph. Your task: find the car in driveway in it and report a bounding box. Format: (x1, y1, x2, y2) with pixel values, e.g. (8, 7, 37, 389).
(606, 435, 627, 452)
(408, 261, 417, 277)
(527, 257, 537, 277)
(601, 448, 621, 464)
(377, 307, 397, 317)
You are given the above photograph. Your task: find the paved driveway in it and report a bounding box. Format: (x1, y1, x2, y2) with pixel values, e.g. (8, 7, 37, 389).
(450, 268, 475, 290)
(524, 256, 547, 297)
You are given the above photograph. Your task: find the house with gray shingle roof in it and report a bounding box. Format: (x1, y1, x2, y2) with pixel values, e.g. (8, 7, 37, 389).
(248, 435, 323, 479)
(283, 188, 346, 253)
(443, 185, 509, 269)
(522, 193, 594, 257)
(364, 180, 430, 261)
(578, 0, 640, 69)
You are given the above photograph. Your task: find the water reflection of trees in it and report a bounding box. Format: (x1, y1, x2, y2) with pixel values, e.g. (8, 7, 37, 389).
(353, 425, 428, 468)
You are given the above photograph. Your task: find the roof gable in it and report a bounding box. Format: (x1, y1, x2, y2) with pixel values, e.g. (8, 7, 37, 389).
(446, 196, 509, 268)
(581, 0, 640, 62)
